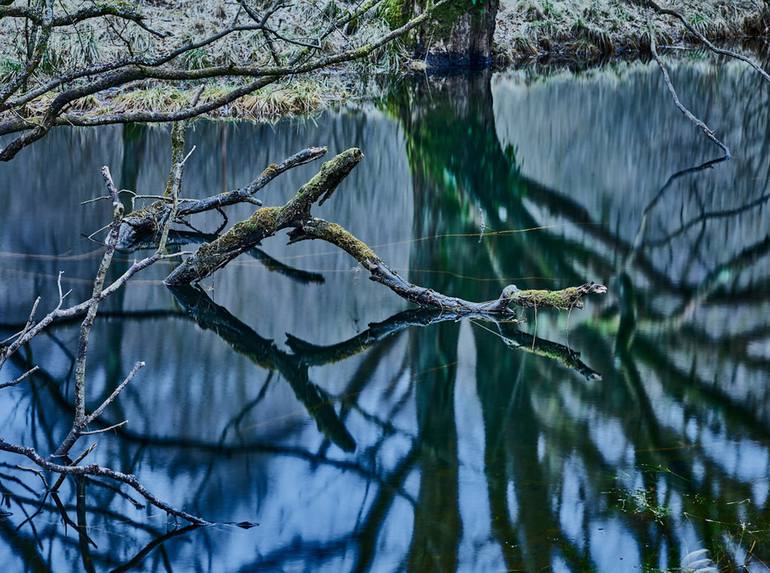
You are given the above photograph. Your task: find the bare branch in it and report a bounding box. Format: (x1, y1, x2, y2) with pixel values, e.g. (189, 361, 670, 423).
(644, 0, 770, 85)
(0, 2, 164, 35)
(80, 421, 128, 436)
(72, 167, 124, 424)
(0, 0, 54, 106)
(0, 366, 39, 390)
(0, 0, 451, 160)
(648, 25, 731, 158)
(0, 438, 211, 525)
(85, 362, 144, 425)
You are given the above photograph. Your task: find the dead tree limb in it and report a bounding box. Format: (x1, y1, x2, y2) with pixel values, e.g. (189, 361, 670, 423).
(643, 0, 770, 85)
(72, 166, 124, 423)
(117, 146, 327, 248)
(164, 147, 364, 285)
(53, 362, 145, 458)
(648, 25, 731, 158)
(0, 438, 210, 525)
(0, 131, 212, 527)
(289, 218, 607, 312)
(164, 148, 607, 314)
(0, 366, 39, 390)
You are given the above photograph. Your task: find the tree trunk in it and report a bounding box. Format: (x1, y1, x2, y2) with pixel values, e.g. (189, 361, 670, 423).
(385, 0, 499, 69)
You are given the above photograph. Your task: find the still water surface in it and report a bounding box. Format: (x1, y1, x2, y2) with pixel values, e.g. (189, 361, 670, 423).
(1, 56, 770, 572)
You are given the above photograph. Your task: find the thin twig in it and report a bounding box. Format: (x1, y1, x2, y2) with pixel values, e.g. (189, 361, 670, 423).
(0, 438, 211, 525)
(80, 421, 128, 435)
(72, 167, 124, 424)
(0, 366, 39, 390)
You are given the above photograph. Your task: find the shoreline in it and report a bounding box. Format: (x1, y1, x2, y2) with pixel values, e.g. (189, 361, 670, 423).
(1, 1, 767, 124)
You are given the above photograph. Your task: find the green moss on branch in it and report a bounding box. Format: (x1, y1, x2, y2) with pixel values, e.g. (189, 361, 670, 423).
(164, 149, 363, 286)
(507, 283, 608, 310)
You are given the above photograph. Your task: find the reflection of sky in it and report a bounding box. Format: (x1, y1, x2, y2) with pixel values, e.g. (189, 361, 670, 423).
(2, 58, 770, 572)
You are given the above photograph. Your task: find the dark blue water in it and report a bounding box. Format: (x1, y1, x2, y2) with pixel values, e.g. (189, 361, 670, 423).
(1, 57, 770, 572)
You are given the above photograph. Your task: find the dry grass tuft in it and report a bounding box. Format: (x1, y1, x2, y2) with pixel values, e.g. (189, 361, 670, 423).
(1, 0, 766, 121)
(495, 0, 767, 62)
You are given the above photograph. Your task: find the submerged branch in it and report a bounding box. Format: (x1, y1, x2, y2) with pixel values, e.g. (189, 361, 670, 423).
(0, 438, 210, 525)
(285, 308, 601, 380)
(170, 284, 356, 453)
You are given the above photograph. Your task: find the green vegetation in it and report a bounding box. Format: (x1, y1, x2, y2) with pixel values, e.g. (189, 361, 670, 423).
(616, 487, 671, 524)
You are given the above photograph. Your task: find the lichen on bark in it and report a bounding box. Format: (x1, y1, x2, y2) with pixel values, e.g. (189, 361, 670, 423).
(163, 147, 606, 316)
(508, 284, 608, 310)
(164, 149, 363, 286)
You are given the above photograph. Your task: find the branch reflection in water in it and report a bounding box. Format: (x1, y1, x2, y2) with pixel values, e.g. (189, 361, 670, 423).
(1, 51, 770, 571)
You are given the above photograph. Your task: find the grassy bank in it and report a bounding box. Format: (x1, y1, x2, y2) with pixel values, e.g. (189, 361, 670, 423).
(495, 0, 769, 63)
(1, 0, 768, 122)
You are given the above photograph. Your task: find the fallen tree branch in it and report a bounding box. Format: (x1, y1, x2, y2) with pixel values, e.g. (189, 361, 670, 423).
(290, 218, 607, 312)
(643, 0, 770, 85)
(164, 147, 364, 285)
(165, 148, 607, 314)
(648, 24, 731, 158)
(116, 146, 327, 248)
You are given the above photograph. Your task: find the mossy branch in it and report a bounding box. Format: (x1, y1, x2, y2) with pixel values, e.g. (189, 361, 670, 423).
(116, 146, 327, 249)
(164, 147, 607, 314)
(289, 217, 606, 313)
(163, 148, 363, 286)
(503, 284, 609, 310)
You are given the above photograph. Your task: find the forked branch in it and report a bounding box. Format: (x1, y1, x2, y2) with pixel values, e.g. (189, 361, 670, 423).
(164, 148, 608, 314)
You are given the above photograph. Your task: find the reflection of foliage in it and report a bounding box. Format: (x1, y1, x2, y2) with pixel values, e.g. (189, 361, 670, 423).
(381, 69, 770, 571)
(3, 63, 770, 571)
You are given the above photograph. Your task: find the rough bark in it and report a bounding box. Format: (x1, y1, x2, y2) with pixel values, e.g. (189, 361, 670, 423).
(385, 0, 499, 68)
(116, 146, 327, 249)
(164, 148, 363, 285)
(164, 148, 607, 314)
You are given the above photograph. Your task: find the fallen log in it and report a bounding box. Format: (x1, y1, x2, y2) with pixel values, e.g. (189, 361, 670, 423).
(164, 148, 607, 315)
